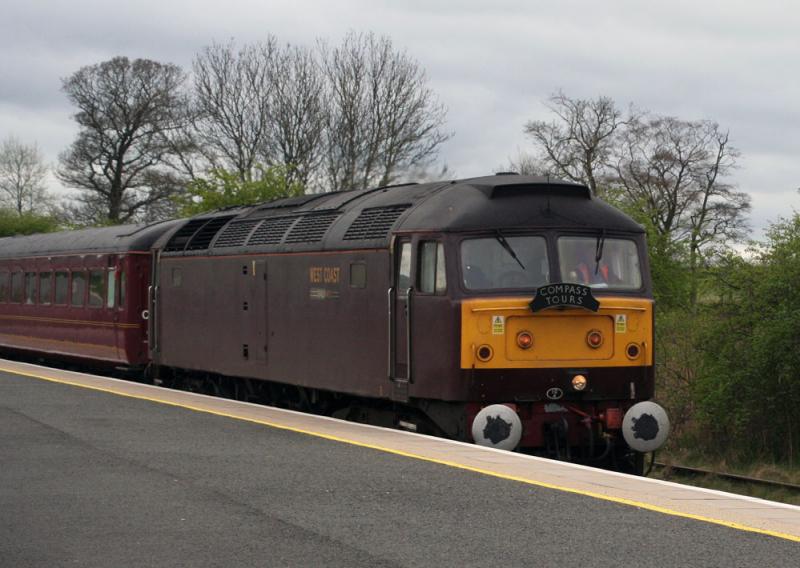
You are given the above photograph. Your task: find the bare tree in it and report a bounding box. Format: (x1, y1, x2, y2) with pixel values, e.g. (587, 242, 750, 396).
(0, 135, 49, 215)
(263, 44, 327, 188)
(612, 116, 750, 306)
(320, 32, 450, 191)
(523, 91, 630, 195)
(58, 57, 190, 224)
(192, 40, 277, 181)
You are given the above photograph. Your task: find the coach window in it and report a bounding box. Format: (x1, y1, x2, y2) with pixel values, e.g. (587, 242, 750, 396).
(39, 272, 52, 305)
(0, 272, 8, 302)
(71, 271, 86, 307)
(24, 272, 36, 304)
(54, 271, 69, 304)
(418, 241, 446, 295)
(119, 270, 126, 308)
(11, 272, 24, 303)
(89, 270, 104, 307)
(107, 268, 116, 308)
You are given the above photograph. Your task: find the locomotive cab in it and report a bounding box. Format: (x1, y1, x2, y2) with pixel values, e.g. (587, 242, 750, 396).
(454, 229, 668, 470)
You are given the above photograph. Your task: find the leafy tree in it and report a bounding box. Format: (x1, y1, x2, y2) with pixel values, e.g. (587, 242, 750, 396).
(58, 56, 190, 224)
(174, 165, 303, 216)
(0, 135, 50, 215)
(695, 217, 800, 464)
(0, 208, 60, 237)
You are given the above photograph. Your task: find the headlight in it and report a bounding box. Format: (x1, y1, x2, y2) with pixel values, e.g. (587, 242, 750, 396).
(571, 374, 588, 391)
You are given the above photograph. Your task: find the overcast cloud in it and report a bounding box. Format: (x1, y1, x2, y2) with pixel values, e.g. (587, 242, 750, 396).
(1, 0, 798, 237)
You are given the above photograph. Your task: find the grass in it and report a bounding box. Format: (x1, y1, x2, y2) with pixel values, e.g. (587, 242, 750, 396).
(651, 448, 800, 506)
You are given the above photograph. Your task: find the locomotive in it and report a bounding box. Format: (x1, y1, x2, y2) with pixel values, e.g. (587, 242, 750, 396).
(0, 174, 669, 473)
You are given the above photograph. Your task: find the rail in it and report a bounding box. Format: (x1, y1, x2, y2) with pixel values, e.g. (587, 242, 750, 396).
(653, 461, 800, 492)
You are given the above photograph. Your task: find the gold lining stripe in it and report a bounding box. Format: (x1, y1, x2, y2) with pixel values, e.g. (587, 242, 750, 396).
(0, 314, 139, 329)
(1, 366, 797, 544)
(0, 333, 118, 353)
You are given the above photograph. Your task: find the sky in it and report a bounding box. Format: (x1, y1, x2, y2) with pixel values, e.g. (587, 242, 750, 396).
(1, 0, 798, 238)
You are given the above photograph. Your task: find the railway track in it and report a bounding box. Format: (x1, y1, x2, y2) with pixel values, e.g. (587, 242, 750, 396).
(653, 461, 800, 493)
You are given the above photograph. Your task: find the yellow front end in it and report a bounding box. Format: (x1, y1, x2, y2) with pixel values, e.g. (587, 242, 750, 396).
(461, 297, 653, 369)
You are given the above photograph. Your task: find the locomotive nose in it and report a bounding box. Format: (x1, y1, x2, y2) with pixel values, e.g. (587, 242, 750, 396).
(622, 401, 670, 453)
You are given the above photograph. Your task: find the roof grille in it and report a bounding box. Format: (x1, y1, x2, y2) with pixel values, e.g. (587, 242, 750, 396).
(343, 205, 410, 240)
(164, 219, 209, 252)
(247, 216, 298, 246)
(214, 220, 260, 248)
(284, 212, 340, 244)
(186, 216, 235, 250)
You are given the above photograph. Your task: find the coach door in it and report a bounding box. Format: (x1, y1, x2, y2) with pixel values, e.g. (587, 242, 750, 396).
(390, 239, 413, 402)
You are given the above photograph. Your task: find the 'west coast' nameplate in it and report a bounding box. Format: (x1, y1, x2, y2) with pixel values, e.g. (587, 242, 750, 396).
(529, 283, 599, 312)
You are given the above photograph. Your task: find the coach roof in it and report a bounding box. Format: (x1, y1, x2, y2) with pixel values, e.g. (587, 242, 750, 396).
(0, 220, 181, 259)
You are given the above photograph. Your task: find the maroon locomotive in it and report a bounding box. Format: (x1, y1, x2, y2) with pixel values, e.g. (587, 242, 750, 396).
(0, 175, 669, 472)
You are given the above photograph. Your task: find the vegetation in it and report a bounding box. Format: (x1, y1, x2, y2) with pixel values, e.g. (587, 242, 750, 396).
(174, 165, 304, 217)
(0, 209, 60, 237)
(521, 92, 798, 470)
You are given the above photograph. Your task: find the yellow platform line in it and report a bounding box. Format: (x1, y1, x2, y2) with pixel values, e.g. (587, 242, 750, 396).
(2, 364, 798, 544)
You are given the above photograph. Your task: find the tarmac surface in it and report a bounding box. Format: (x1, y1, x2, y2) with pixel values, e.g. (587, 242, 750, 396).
(1, 364, 798, 567)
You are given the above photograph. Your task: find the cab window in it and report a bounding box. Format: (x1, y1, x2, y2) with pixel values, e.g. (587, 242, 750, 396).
(558, 236, 642, 290)
(397, 243, 411, 293)
(418, 241, 446, 294)
(461, 236, 549, 290)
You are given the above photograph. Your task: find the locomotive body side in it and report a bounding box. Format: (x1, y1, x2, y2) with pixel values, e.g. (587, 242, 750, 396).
(149, 175, 668, 469)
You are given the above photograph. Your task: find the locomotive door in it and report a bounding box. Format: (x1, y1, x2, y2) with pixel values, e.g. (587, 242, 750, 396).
(254, 260, 267, 364)
(390, 239, 413, 402)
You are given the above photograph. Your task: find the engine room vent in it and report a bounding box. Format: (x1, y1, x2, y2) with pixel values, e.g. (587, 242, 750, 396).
(186, 216, 236, 250)
(247, 216, 299, 246)
(284, 212, 341, 244)
(343, 205, 410, 240)
(214, 220, 260, 248)
(164, 219, 210, 252)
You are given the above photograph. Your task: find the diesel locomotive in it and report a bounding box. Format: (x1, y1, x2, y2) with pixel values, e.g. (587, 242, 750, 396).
(0, 174, 669, 472)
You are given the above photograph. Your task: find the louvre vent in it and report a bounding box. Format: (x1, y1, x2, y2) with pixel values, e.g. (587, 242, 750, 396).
(186, 216, 235, 250)
(164, 219, 209, 252)
(247, 216, 298, 246)
(343, 205, 410, 240)
(285, 212, 340, 244)
(214, 220, 260, 248)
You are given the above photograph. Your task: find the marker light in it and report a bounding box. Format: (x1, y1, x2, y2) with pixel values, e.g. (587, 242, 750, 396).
(571, 374, 588, 391)
(586, 329, 604, 349)
(477, 345, 494, 362)
(626, 343, 641, 359)
(516, 331, 533, 350)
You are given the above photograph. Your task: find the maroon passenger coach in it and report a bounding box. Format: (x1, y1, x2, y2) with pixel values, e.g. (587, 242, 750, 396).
(0, 222, 178, 366)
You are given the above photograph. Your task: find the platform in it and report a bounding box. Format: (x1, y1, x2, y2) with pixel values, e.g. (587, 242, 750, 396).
(0, 359, 797, 566)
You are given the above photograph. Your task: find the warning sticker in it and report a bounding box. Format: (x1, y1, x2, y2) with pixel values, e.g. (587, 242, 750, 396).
(491, 315, 505, 335)
(615, 314, 627, 333)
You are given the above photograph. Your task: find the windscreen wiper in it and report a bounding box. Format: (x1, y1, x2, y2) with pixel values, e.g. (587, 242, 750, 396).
(594, 230, 606, 275)
(495, 231, 526, 270)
